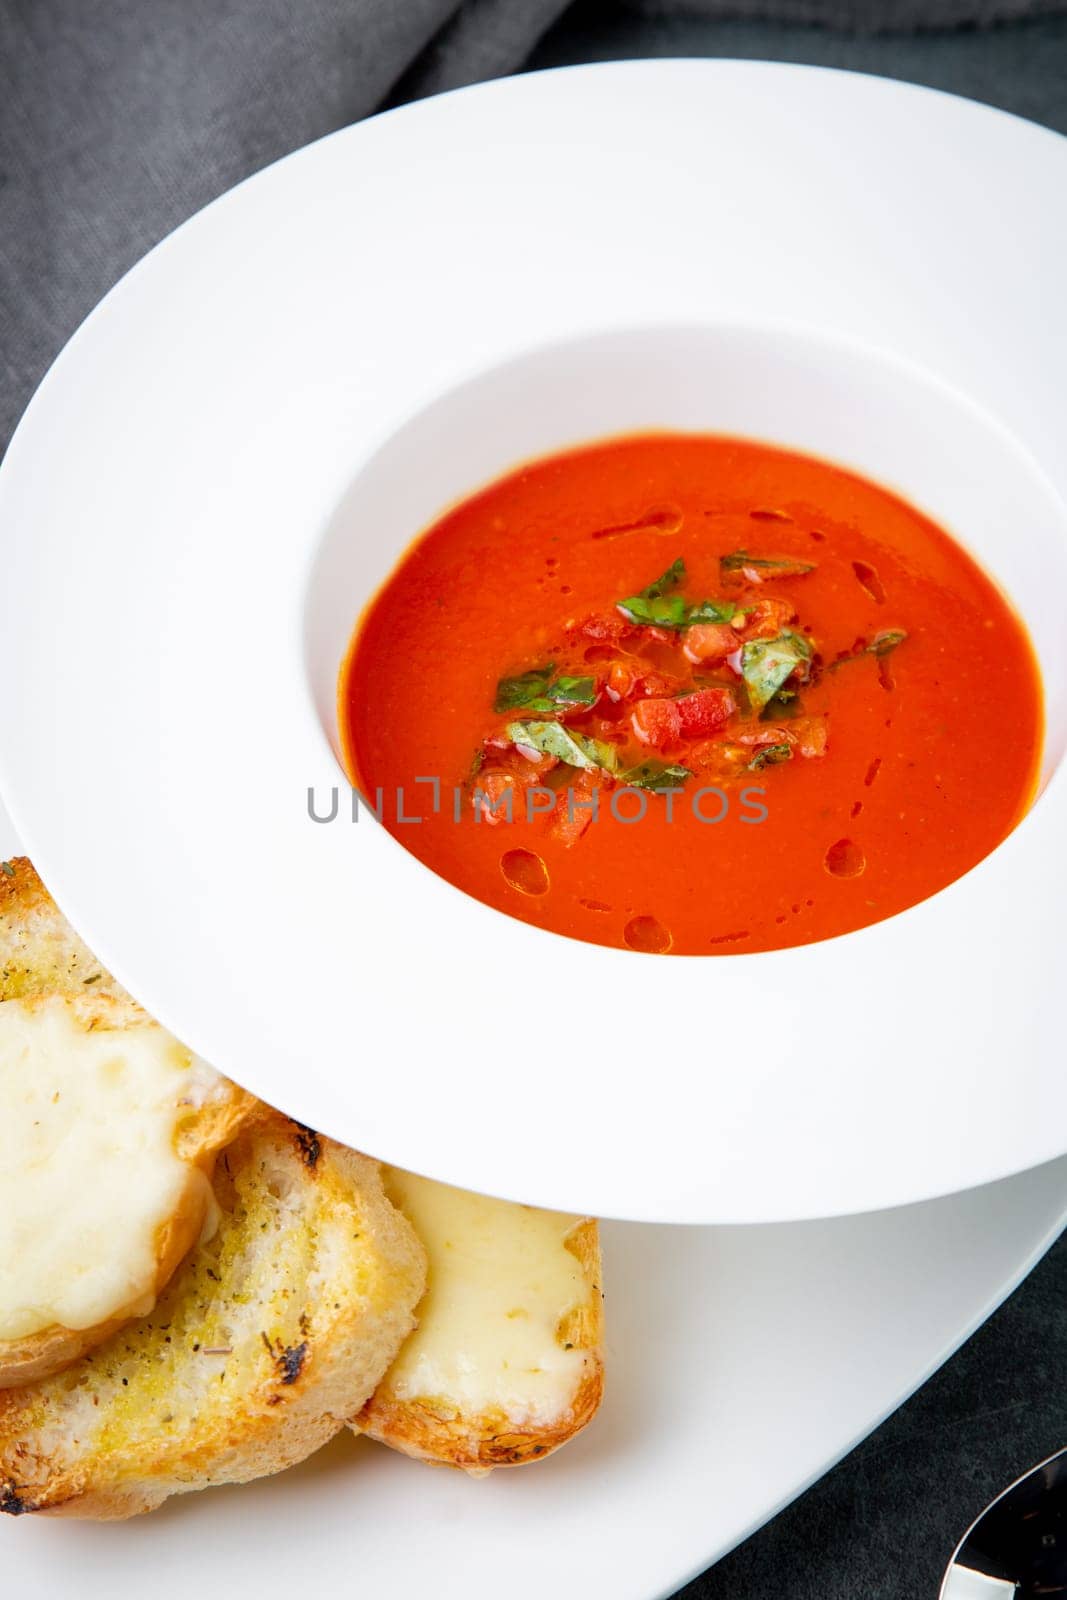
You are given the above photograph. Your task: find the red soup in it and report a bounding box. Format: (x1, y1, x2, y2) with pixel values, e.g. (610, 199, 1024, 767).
(340, 434, 1042, 955)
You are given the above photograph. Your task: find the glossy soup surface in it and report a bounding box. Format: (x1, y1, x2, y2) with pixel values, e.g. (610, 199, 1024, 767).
(341, 435, 1042, 955)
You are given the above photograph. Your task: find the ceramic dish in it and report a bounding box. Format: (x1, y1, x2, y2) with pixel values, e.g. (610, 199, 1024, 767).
(0, 785, 1060, 1595)
(1, 792, 1064, 1596)
(8, 1173, 1064, 1600)
(0, 62, 1065, 1221)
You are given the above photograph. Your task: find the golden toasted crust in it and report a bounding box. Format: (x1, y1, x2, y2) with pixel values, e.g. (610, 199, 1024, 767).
(355, 1217, 604, 1472)
(0, 1115, 428, 1518)
(0, 858, 125, 1002)
(0, 1320, 134, 1397)
(0, 860, 256, 1150)
(0, 864, 257, 1387)
(0, 1161, 209, 1391)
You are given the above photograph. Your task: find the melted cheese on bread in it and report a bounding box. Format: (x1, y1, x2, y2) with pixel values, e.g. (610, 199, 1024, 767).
(0, 995, 218, 1340)
(382, 1168, 590, 1426)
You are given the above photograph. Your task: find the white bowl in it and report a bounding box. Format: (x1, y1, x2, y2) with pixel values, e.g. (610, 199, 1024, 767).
(1, 61, 1066, 1221)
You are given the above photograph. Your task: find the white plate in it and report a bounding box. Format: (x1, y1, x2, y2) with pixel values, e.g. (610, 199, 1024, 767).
(1, 796, 1064, 1591)
(2, 62, 1067, 1223)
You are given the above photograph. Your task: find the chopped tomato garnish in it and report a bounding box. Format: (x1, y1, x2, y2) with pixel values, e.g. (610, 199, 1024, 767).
(675, 687, 736, 738)
(684, 739, 751, 778)
(791, 717, 829, 758)
(485, 574, 821, 844)
(473, 771, 523, 824)
(630, 697, 682, 749)
(738, 597, 797, 641)
(474, 750, 558, 822)
(734, 717, 828, 757)
(606, 664, 682, 703)
(548, 770, 600, 846)
(734, 724, 797, 748)
(731, 558, 815, 584)
(572, 613, 635, 646)
(633, 670, 683, 700)
(606, 661, 636, 701)
(683, 623, 740, 665)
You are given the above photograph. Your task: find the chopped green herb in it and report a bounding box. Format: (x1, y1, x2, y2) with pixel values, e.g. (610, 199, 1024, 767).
(640, 558, 686, 599)
(82, 973, 102, 985)
(748, 743, 793, 770)
(468, 748, 485, 781)
(494, 664, 596, 714)
(760, 687, 802, 720)
(721, 550, 816, 580)
(685, 598, 740, 625)
(869, 628, 908, 657)
(617, 559, 738, 629)
(505, 720, 618, 772)
(830, 629, 909, 670)
(552, 674, 597, 702)
(740, 630, 813, 711)
(616, 591, 690, 628)
(617, 761, 693, 791)
(0, 861, 14, 878)
(495, 664, 555, 711)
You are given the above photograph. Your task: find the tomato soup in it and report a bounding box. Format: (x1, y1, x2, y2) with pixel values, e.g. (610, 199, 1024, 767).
(340, 435, 1042, 955)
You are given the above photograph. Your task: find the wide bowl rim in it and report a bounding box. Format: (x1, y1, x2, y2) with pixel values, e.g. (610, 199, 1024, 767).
(2, 59, 1066, 1222)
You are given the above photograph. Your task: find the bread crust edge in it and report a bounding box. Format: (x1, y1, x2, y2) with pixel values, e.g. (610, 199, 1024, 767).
(354, 1216, 604, 1472)
(1, 1119, 429, 1519)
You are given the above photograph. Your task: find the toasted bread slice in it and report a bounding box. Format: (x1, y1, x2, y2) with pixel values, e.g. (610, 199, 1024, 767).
(0, 858, 257, 1387)
(0, 857, 127, 1003)
(0, 1115, 427, 1518)
(0, 991, 255, 1388)
(0, 858, 254, 1147)
(355, 1169, 604, 1472)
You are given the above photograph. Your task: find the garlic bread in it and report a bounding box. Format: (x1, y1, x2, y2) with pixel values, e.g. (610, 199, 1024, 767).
(0, 1115, 427, 1517)
(0, 856, 126, 1003)
(355, 1170, 603, 1472)
(0, 858, 256, 1386)
(0, 991, 255, 1388)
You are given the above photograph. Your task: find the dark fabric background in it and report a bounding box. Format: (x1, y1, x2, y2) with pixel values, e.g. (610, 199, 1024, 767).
(2, 3, 1066, 1595)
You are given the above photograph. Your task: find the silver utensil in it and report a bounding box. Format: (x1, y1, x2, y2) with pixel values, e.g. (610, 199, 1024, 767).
(942, 1447, 1067, 1598)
